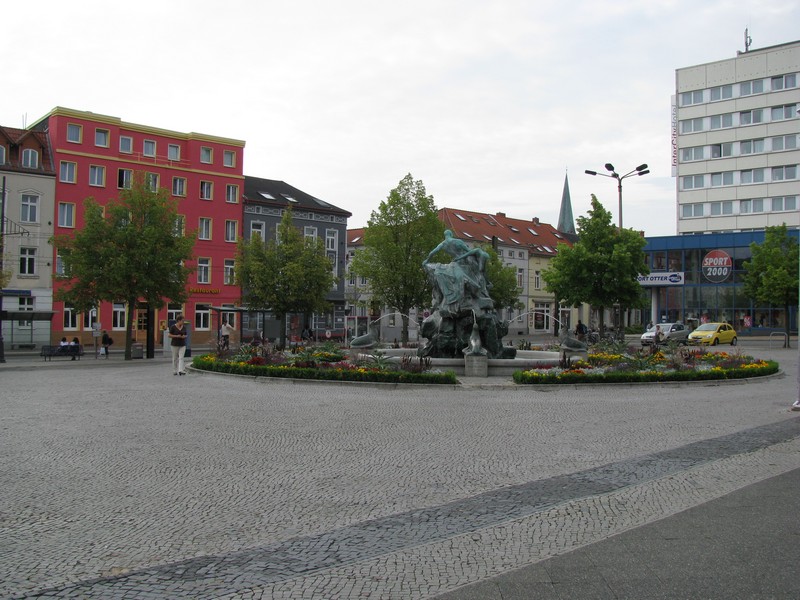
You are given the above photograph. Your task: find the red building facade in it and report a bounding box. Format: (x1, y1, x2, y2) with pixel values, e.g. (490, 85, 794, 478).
(31, 107, 245, 347)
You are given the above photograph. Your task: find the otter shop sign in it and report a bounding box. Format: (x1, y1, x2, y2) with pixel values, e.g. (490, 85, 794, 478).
(638, 272, 684, 286)
(702, 250, 732, 283)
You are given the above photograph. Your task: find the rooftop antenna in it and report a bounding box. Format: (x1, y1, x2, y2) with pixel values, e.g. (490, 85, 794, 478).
(744, 28, 752, 52)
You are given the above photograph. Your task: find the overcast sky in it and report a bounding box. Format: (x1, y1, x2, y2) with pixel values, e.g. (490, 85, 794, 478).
(4, 1, 799, 237)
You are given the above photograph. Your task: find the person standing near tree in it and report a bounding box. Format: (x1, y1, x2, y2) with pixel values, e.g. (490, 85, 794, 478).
(169, 315, 188, 375)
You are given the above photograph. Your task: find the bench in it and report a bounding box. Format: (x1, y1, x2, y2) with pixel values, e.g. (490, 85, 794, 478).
(40, 345, 85, 361)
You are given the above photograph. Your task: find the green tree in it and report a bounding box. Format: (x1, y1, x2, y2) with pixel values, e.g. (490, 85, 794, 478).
(742, 224, 799, 348)
(542, 195, 648, 334)
(349, 174, 444, 345)
(52, 175, 196, 359)
(236, 206, 336, 348)
(482, 244, 524, 313)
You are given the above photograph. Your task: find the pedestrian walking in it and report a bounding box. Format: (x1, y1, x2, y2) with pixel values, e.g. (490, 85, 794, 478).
(101, 330, 112, 358)
(220, 320, 235, 351)
(169, 315, 188, 375)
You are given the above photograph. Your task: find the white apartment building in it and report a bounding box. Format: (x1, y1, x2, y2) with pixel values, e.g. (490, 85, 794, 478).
(674, 40, 799, 234)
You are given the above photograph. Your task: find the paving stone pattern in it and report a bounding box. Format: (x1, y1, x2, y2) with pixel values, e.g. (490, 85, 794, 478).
(2, 346, 798, 599)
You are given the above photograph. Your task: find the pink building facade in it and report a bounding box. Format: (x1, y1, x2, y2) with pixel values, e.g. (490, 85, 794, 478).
(31, 107, 246, 347)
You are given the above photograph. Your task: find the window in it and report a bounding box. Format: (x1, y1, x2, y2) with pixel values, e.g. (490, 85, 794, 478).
(740, 198, 764, 213)
(83, 308, 98, 330)
(304, 226, 317, 242)
(710, 201, 733, 216)
(771, 104, 797, 121)
(168, 144, 180, 161)
(146, 172, 159, 192)
(173, 215, 186, 237)
(772, 135, 797, 151)
(95, 129, 109, 147)
(89, 165, 106, 187)
(681, 203, 704, 218)
(740, 79, 764, 96)
(22, 149, 38, 169)
(59, 161, 76, 183)
(680, 117, 703, 133)
(58, 203, 75, 227)
(225, 220, 237, 242)
(19, 247, 36, 275)
(224, 259, 235, 285)
(118, 168, 132, 189)
(740, 109, 763, 125)
(533, 270, 541, 290)
(63, 304, 77, 330)
(198, 217, 211, 240)
(112, 302, 126, 329)
(0, 146, 5, 165)
(200, 146, 212, 163)
(771, 74, 797, 91)
(740, 139, 764, 155)
(18, 297, 34, 328)
(67, 123, 82, 143)
(223, 150, 235, 167)
(740, 168, 765, 184)
(680, 90, 703, 105)
(200, 181, 213, 200)
(710, 172, 733, 187)
(167, 303, 182, 325)
(772, 196, 797, 211)
(710, 143, 733, 158)
(143, 139, 156, 157)
(710, 85, 732, 101)
(20, 194, 39, 223)
(682, 174, 704, 190)
(772, 165, 797, 181)
(197, 258, 210, 284)
(517, 268, 524, 288)
(681, 146, 704, 162)
(195, 304, 211, 330)
(56, 253, 65, 276)
(225, 184, 238, 203)
(250, 221, 265, 240)
(119, 136, 133, 153)
(172, 177, 186, 196)
(710, 113, 733, 129)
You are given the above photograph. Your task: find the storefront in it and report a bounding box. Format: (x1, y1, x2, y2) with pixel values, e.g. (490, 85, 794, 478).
(642, 231, 798, 334)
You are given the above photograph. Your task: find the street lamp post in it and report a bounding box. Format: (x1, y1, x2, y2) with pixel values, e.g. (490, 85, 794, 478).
(584, 163, 649, 229)
(584, 163, 650, 339)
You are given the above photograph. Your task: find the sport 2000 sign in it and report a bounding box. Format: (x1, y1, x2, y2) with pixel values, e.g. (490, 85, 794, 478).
(702, 249, 732, 283)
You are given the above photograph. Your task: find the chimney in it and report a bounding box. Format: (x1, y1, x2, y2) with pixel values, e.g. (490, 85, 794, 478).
(496, 212, 506, 218)
(532, 217, 539, 225)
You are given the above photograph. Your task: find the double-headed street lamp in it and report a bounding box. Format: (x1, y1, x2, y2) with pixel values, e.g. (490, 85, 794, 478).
(584, 163, 650, 229)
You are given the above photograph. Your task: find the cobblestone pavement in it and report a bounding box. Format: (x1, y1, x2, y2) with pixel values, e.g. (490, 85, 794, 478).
(1, 342, 798, 598)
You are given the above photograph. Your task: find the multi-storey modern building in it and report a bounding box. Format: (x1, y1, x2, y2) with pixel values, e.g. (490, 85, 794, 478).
(674, 40, 799, 234)
(643, 40, 799, 332)
(0, 125, 57, 348)
(241, 176, 351, 342)
(30, 107, 246, 347)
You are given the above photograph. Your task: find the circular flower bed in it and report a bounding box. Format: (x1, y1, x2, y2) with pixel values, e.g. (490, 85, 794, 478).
(191, 342, 458, 385)
(513, 345, 778, 385)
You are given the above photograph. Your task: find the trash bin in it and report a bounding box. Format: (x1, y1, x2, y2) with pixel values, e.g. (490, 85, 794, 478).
(131, 343, 144, 359)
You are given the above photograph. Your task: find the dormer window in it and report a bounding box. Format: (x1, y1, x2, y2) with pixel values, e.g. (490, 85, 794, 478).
(22, 149, 38, 169)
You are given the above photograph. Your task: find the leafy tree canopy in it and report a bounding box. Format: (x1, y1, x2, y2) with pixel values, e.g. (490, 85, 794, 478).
(236, 206, 336, 348)
(51, 175, 196, 358)
(349, 173, 444, 344)
(742, 224, 799, 346)
(542, 195, 648, 332)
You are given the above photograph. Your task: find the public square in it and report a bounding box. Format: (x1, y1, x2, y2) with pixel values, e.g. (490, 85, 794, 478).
(2, 340, 799, 599)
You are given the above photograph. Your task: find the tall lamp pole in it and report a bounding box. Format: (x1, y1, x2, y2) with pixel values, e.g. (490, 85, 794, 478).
(584, 163, 650, 229)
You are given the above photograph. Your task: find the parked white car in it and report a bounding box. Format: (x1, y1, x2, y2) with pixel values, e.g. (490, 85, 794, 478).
(641, 322, 690, 346)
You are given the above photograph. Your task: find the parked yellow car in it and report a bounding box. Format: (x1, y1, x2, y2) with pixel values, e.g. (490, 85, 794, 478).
(687, 322, 738, 346)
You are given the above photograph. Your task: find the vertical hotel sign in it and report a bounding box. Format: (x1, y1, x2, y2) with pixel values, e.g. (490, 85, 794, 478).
(671, 95, 678, 177)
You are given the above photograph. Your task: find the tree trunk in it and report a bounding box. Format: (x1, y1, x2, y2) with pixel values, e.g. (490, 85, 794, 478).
(278, 312, 287, 349)
(125, 298, 136, 360)
(400, 313, 409, 347)
(784, 303, 791, 348)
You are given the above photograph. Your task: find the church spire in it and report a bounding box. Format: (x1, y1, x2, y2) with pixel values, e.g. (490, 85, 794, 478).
(557, 171, 576, 234)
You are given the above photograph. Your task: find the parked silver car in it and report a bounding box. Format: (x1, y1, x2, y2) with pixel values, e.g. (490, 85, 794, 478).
(641, 322, 690, 346)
